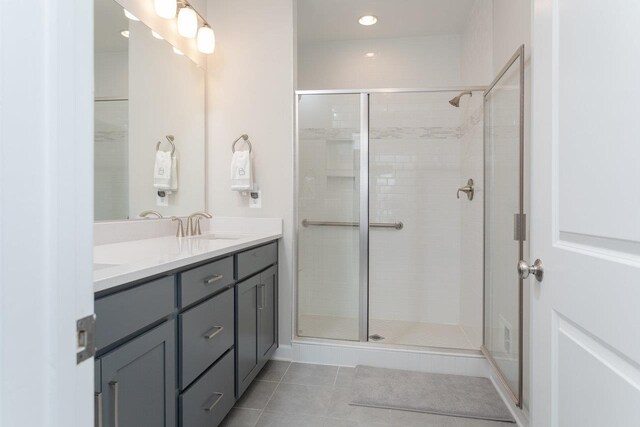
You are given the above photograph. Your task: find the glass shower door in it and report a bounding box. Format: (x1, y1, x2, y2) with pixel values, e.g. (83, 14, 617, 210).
(296, 93, 364, 341)
(483, 46, 525, 406)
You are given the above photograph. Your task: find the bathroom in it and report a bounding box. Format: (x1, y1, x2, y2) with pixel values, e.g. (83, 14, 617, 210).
(2, 0, 640, 427)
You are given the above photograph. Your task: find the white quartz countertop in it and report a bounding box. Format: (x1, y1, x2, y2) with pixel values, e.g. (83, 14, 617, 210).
(93, 217, 282, 293)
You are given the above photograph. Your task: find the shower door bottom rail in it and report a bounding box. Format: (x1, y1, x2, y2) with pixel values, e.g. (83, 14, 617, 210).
(301, 219, 404, 230)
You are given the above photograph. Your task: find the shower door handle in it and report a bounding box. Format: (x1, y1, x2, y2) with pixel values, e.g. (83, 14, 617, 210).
(456, 179, 474, 200)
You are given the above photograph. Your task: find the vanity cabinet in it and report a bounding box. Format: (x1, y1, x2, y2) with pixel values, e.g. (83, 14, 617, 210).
(96, 320, 176, 427)
(236, 249, 278, 398)
(94, 240, 278, 427)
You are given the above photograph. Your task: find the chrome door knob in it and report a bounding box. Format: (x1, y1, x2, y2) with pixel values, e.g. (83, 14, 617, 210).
(518, 259, 544, 282)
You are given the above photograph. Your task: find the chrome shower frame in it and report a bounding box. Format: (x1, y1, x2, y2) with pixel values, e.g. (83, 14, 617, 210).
(293, 86, 486, 346)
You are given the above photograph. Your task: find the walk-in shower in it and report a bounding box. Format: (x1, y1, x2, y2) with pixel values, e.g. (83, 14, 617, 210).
(295, 88, 486, 349)
(294, 45, 526, 408)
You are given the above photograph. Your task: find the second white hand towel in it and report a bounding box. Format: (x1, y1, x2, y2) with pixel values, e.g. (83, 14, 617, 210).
(230, 150, 252, 191)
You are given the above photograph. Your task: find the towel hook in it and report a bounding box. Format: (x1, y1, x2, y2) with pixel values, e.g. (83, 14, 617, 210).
(232, 134, 252, 153)
(156, 135, 176, 156)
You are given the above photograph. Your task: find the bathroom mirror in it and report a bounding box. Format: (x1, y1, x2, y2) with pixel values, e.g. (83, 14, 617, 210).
(94, 0, 205, 221)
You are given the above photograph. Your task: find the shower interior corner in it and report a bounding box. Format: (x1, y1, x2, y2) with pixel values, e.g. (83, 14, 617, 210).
(296, 90, 485, 351)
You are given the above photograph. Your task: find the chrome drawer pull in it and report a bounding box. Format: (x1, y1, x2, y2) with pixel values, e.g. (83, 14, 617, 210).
(203, 392, 224, 412)
(109, 381, 119, 427)
(204, 326, 224, 340)
(204, 274, 224, 284)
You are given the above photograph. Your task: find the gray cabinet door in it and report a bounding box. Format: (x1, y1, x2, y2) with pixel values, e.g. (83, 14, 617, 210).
(258, 265, 277, 363)
(235, 275, 259, 397)
(99, 320, 176, 427)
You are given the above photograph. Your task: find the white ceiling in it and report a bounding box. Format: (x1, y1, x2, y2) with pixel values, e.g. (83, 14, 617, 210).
(297, 0, 475, 43)
(95, 0, 129, 53)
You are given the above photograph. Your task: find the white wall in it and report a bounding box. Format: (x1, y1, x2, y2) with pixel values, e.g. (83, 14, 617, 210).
(298, 35, 461, 90)
(206, 0, 295, 346)
(95, 52, 128, 99)
(128, 20, 206, 218)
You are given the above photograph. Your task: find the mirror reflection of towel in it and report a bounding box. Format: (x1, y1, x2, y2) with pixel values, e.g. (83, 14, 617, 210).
(231, 150, 252, 191)
(154, 150, 178, 192)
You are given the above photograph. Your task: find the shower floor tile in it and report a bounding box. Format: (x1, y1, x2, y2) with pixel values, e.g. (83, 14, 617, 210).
(298, 315, 477, 350)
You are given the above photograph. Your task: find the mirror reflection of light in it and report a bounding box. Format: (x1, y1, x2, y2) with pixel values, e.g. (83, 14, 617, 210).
(152, 31, 164, 40)
(120, 30, 130, 38)
(124, 9, 139, 21)
(172, 47, 184, 56)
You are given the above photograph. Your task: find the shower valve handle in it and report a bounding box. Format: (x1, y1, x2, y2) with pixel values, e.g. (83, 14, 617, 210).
(456, 179, 474, 200)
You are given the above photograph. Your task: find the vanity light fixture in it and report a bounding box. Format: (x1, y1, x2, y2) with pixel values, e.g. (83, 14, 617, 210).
(120, 30, 130, 38)
(358, 15, 378, 26)
(197, 25, 215, 54)
(154, 0, 177, 19)
(123, 9, 139, 21)
(151, 30, 164, 40)
(177, 5, 198, 38)
(173, 46, 184, 55)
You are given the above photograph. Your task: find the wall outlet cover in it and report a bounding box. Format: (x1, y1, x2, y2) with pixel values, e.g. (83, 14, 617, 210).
(156, 194, 168, 207)
(249, 190, 262, 208)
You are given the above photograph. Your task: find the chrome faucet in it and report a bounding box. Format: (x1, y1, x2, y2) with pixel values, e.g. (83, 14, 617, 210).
(187, 211, 212, 236)
(139, 210, 163, 219)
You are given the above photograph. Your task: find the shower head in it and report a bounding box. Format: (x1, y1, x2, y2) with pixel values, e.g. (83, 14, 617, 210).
(448, 91, 473, 107)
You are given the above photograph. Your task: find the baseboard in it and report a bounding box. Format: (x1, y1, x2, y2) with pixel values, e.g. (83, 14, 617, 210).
(275, 339, 491, 377)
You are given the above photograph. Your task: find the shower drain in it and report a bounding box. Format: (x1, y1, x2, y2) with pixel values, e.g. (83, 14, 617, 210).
(368, 334, 385, 341)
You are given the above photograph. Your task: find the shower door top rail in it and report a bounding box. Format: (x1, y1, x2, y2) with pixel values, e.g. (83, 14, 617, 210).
(295, 86, 487, 96)
(301, 219, 404, 230)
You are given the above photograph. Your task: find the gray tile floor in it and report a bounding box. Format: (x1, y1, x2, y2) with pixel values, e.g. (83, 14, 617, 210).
(221, 362, 515, 427)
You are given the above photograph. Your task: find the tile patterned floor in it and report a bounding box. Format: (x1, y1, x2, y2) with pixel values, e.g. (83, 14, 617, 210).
(221, 361, 515, 427)
(298, 315, 477, 350)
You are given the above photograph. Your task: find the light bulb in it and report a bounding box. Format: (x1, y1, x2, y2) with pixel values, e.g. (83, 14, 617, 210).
(154, 0, 177, 19)
(151, 31, 164, 40)
(123, 9, 139, 21)
(197, 26, 215, 54)
(358, 15, 378, 26)
(177, 6, 198, 38)
(120, 30, 130, 38)
(173, 47, 184, 56)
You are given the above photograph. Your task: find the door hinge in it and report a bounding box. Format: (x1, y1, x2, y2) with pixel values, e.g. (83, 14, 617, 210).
(514, 213, 527, 241)
(77, 314, 96, 364)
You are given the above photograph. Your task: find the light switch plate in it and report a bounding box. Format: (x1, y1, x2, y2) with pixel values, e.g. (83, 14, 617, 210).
(249, 190, 262, 208)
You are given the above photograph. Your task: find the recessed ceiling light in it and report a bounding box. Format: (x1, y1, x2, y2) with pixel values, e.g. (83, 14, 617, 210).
(151, 31, 164, 40)
(120, 30, 130, 38)
(358, 15, 378, 26)
(365, 52, 376, 58)
(123, 9, 139, 21)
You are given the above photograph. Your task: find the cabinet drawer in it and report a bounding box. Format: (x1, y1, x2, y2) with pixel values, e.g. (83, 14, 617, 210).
(180, 350, 235, 427)
(236, 242, 277, 280)
(179, 289, 234, 389)
(95, 275, 175, 350)
(180, 256, 234, 307)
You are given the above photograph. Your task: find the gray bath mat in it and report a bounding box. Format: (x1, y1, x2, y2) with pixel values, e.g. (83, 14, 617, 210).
(350, 365, 515, 423)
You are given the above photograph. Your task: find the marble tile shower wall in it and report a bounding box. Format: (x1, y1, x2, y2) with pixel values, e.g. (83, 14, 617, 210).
(298, 94, 483, 340)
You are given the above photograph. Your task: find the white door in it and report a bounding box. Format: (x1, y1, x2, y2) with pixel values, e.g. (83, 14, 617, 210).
(531, 0, 640, 426)
(0, 1, 94, 426)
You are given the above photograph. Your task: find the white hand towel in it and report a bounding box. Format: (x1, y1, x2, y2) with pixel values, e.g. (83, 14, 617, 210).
(230, 150, 252, 191)
(154, 150, 178, 191)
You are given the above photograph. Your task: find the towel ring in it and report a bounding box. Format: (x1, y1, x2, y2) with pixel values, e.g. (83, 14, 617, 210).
(232, 134, 252, 153)
(156, 135, 176, 156)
